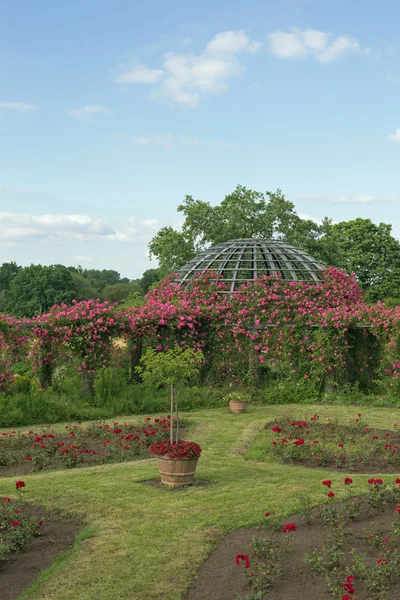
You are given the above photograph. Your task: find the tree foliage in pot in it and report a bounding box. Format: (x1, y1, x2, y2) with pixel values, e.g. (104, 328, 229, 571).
(136, 347, 204, 444)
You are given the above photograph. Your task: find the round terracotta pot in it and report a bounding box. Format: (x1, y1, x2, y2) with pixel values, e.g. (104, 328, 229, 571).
(229, 400, 248, 414)
(156, 456, 199, 486)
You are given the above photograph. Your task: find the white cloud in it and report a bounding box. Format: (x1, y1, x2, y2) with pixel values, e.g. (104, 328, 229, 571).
(132, 134, 237, 150)
(68, 105, 113, 121)
(0, 102, 38, 111)
(116, 29, 260, 107)
(293, 193, 400, 203)
(389, 129, 400, 143)
(0, 213, 116, 242)
(73, 255, 93, 262)
(0, 212, 164, 278)
(115, 61, 164, 84)
(133, 134, 175, 148)
(205, 30, 261, 55)
(268, 28, 366, 62)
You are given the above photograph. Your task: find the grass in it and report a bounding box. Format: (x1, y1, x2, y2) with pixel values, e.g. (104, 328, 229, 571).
(1, 404, 400, 600)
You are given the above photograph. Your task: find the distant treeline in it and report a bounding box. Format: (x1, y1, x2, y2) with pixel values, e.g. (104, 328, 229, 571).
(0, 263, 162, 317)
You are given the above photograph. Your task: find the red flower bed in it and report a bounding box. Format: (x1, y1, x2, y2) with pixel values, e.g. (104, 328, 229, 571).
(149, 440, 202, 460)
(0, 415, 187, 476)
(264, 413, 400, 473)
(0, 482, 43, 563)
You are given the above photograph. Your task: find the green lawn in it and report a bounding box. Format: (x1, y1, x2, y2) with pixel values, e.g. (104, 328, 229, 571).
(2, 404, 399, 600)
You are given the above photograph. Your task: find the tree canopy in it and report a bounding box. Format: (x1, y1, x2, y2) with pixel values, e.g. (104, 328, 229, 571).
(148, 185, 400, 303)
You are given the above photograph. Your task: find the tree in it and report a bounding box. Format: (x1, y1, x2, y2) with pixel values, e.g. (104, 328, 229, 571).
(148, 186, 326, 274)
(5, 265, 77, 317)
(148, 227, 196, 275)
(329, 219, 400, 302)
(80, 269, 126, 291)
(0, 262, 22, 312)
(70, 272, 99, 301)
(140, 268, 162, 294)
(103, 282, 143, 303)
(136, 348, 204, 443)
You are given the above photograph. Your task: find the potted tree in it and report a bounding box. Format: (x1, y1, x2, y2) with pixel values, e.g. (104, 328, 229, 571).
(225, 391, 248, 414)
(136, 347, 204, 486)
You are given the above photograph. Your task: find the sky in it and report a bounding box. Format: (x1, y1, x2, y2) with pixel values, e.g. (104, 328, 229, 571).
(1, 0, 400, 279)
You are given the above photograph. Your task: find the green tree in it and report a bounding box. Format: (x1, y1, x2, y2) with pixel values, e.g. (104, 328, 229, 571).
(70, 272, 99, 301)
(148, 186, 328, 274)
(5, 264, 77, 317)
(0, 262, 21, 312)
(140, 268, 162, 294)
(329, 218, 400, 302)
(103, 282, 143, 303)
(137, 348, 204, 443)
(80, 269, 128, 291)
(148, 227, 196, 275)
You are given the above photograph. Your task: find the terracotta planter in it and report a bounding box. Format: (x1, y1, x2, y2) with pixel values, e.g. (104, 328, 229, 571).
(229, 400, 248, 414)
(156, 456, 199, 486)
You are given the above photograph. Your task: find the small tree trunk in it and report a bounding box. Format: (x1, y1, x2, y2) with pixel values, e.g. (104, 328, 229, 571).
(129, 337, 143, 383)
(81, 370, 95, 397)
(170, 384, 174, 444)
(175, 386, 179, 444)
(39, 343, 53, 389)
(39, 360, 53, 389)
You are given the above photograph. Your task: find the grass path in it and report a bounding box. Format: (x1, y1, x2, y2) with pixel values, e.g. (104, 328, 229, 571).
(1, 404, 399, 600)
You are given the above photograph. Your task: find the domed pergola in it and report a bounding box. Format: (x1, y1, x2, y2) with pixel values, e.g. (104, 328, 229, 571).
(176, 238, 326, 293)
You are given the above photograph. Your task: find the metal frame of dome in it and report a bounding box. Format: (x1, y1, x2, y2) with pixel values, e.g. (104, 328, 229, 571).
(176, 238, 326, 293)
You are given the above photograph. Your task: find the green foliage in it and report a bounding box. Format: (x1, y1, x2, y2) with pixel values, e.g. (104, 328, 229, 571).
(103, 282, 143, 303)
(94, 367, 128, 407)
(136, 347, 204, 387)
(329, 218, 400, 302)
(139, 268, 162, 294)
(5, 264, 77, 317)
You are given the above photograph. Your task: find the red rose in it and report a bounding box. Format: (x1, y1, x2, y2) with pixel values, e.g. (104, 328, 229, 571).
(294, 438, 304, 445)
(15, 481, 25, 490)
(346, 575, 355, 582)
(342, 583, 355, 594)
(322, 480, 332, 488)
(344, 478, 353, 485)
(2, 497, 10, 502)
(39, 520, 43, 526)
(283, 523, 296, 533)
(265, 512, 271, 517)
(271, 426, 282, 433)
(11, 520, 20, 526)
(328, 492, 335, 499)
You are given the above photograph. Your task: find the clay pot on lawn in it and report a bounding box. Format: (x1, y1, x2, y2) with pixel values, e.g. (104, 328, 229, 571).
(229, 400, 248, 414)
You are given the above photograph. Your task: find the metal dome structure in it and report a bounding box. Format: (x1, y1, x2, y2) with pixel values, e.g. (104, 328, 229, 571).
(176, 238, 326, 293)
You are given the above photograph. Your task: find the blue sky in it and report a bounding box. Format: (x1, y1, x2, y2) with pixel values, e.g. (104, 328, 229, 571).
(1, 0, 400, 278)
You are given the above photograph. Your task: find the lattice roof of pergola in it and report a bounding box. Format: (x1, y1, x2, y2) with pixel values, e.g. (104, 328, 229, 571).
(176, 238, 326, 293)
